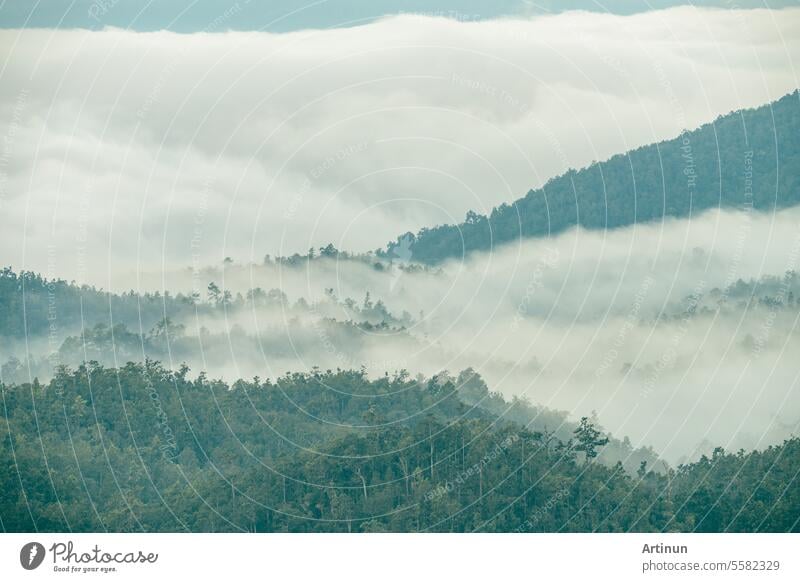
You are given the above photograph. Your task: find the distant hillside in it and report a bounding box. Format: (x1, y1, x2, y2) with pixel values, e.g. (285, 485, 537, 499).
(0, 265, 410, 343)
(385, 91, 800, 264)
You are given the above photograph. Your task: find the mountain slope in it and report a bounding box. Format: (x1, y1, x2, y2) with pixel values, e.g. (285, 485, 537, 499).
(385, 91, 800, 264)
(2, 362, 797, 532)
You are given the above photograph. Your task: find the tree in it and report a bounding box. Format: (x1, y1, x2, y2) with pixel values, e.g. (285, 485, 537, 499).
(207, 282, 221, 304)
(319, 243, 338, 258)
(638, 460, 648, 478)
(573, 417, 609, 462)
(456, 368, 489, 403)
(149, 317, 185, 342)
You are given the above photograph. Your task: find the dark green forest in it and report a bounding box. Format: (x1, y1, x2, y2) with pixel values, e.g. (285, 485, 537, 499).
(0, 266, 412, 343)
(384, 91, 800, 263)
(1, 363, 798, 532)
(3, 249, 800, 532)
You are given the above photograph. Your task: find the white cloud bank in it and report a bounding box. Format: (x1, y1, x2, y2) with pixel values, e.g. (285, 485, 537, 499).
(0, 7, 799, 287)
(121, 205, 800, 463)
(2, 7, 800, 461)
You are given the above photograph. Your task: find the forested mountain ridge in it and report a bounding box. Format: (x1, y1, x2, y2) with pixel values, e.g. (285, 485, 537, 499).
(384, 90, 800, 264)
(0, 266, 412, 343)
(1, 362, 797, 532)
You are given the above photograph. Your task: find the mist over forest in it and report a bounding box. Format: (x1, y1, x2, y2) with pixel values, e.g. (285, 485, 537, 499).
(5, 203, 800, 464)
(1, 5, 799, 534)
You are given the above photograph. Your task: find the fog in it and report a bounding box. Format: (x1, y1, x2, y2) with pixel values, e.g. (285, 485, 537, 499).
(1, 7, 799, 286)
(2, 8, 800, 462)
(215, 209, 800, 465)
(6, 206, 799, 463)
(182, 206, 800, 463)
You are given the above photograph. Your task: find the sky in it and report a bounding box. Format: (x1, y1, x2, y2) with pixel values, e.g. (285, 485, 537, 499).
(2, 1, 797, 33)
(1, 6, 799, 286)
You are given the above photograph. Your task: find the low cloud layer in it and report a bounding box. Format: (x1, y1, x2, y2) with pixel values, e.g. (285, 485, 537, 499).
(10, 206, 794, 463)
(1, 7, 799, 287)
(2, 8, 800, 463)
(211, 206, 800, 463)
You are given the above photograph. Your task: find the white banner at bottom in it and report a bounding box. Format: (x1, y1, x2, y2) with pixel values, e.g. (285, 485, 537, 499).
(1, 533, 797, 581)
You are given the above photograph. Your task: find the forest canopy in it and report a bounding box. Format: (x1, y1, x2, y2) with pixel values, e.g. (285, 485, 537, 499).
(1, 363, 798, 532)
(384, 91, 800, 264)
